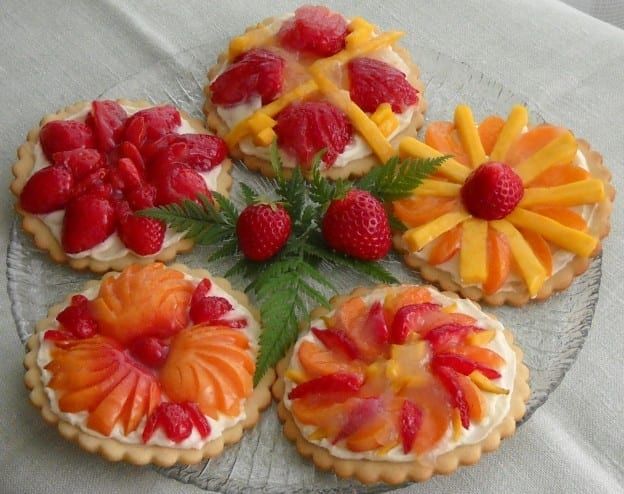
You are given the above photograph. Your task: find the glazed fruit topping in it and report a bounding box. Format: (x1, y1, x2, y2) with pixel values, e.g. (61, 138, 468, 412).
(52, 148, 105, 180)
(152, 163, 210, 206)
(275, 101, 353, 167)
(129, 336, 169, 368)
(348, 57, 419, 113)
(20, 165, 74, 214)
(124, 105, 181, 144)
(321, 189, 391, 261)
(118, 208, 166, 256)
(39, 120, 95, 161)
(288, 372, 363, 400)
(142, 401, 211, 443)
(61, 193, 116, 253)
(210, 49, 285, 107)
(311, 327, 360, 360)
(431, 353, 501, 379)
(333, 397, 383, 444)
(55, 295, 99, 339)
(461, 161, 524, 220)
(363, 301, 390, 345)
(423, 323, 478, 351)
(399, 399, 423, 454)
(277, 5, 348, 57)
(390, 303, 441, 344)
(431, 364, 470, 428)
(236, 203, 292, 261)
(91, 100, 127, 153)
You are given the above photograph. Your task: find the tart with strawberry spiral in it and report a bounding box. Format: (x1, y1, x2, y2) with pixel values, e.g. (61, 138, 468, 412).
(393, 104, 614, 305)
(204, 5, 425, 180)
(24, 263, 274, 465)
(11, 99, 232, 272)
(272, 284, 529, 484)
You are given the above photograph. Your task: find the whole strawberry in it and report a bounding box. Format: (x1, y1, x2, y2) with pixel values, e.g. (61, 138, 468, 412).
(461, 161, 524, 220)
(322, 189, 391, 261)
(236, 203, 292, 261)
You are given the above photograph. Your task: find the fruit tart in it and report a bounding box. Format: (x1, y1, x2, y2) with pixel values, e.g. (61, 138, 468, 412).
(272, 284, 529, 484)
(24, 263, 274, 465)
(11, 99, 232, 272)
(204, 5, 425, 180)
(393, 104, 614, 305)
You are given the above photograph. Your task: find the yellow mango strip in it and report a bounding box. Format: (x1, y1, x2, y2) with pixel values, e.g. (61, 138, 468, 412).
(308, 428, 328, 441)
(467, 330, 496, 346)
(254, 128, 276, 147)
(247, 112, 277, 134)
(490, 105, 528, 161)
(317, 31, 404, 67)
(403, 211, 470, 251)
(376, 442, 398, 456)
(371, 103, 399, 136)
(442, 303, 458, 314)
(506, 208, 598, 257)
(414, 179, 461, 197)
(346, 28, 374, 50)
(454, 105, 486, 167)
(399, 137, 472, 183)
(520, 179, 605, 208)
(460, 218, 488, 284)
(228, 26, 273, 60)
(452, 409, 463, 440)
(285, 369, 307, 384)
(469, 371, 509, 395)
(349, 16, 376, 32)
(514, 131, 578, 184)
(489, 220, 547, 296)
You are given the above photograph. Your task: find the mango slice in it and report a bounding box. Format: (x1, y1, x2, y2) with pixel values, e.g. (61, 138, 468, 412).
(459, 218, 488, 284)
(228, 27, 272, 60)
(403, 211, 470, 251)
(490, 105, 528, 162)
(415, 179, 461, 197)
(520, 179, 605, 207)
(469, 371, 509, 395)
(399, 137, 471, 182)
(514, 131, 578, 184)
(454, 105, 486, 167)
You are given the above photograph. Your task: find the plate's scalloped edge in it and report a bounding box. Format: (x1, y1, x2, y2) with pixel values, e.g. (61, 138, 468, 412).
(271, 285, 531, 484)
(23, 263, 276, 466)
(9, 99, 233, 273)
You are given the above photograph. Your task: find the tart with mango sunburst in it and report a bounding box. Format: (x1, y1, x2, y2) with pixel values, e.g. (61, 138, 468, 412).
(392, 104, 614, 305)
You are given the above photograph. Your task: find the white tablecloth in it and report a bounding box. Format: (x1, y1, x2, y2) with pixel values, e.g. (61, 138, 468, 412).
(1, 1, 622, 492)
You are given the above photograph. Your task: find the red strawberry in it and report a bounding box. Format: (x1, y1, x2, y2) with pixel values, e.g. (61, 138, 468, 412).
(129, 336, 169, 368)
(142, 402, 210, 443)
(71, 167, 110, 199)
(120, 141, 145, 174)
(236, 203, 292, 261)
(461, 162, 524, 220)
(423, 324, 476, 351)
(363, 301, 390, 345)
(400, 399, 423, 454)
(91, 100, 127, 153)
(126, 183, 157, 210)
(147, 141, 188, 179)
(287, 372, 363, 400)
(55, 295, 98, 339)
(311, 327, 360, 360)
(52, 148, 105, 179)
(39, 120, 95, 161)
(431, 353, 501, 380)
(152, 163, 210, 205)
(431, 365, 470, 429)
(321, 189, 391, 261)
(390, 303, 441, 344)
(277, 5, 348, 56)
(332, 397, 383, 444)
(348, 57, 419, 113)
(62, 194, 116, 253)
(123, 115, 146, 148)
(174, 134, 227, 171)
(20, 166, 74, 213)
(210, 49, 285, 106)
(190, 296, 233, 325)
(124, 106, 181, 143)
(116, 157, 143, 190)
(118, 212, 165, 256)
(275, 101, 353, 166)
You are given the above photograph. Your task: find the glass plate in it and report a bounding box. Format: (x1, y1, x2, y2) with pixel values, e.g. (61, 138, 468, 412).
(7, 43, 603, 493)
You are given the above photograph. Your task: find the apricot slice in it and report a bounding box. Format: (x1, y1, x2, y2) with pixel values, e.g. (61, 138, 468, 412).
(87, 372, 138, 436)
(392, 196, 458, 228)
(483, 228, 511, 295)
(383, 286, 433, 323)
(456, 373, 486, 422)
(297, 340, 363, 378)
(528, 205, 587, 231)
(505, 125, 567, 167)
(456, 345, 506, 369)
(519, 228, 553, 275)
(334, 297, 384, 361)
(428, 225, 462, 265)
(478, 116, 505, 156)
(425, 121, 470, 165)
(402, 384, 452, 454)
(528, 163, 590, 187)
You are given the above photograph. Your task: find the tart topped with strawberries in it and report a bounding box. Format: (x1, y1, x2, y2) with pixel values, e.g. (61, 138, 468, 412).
(204, 5, 425, 179)
(11, 99, 232, 272)
(24, 263, 274, 465)
(272, 284, 529, 484)
(393, 104, 614, 305)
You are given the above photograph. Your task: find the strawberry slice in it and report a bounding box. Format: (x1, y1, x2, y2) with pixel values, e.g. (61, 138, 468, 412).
(390, 303, 441, 344)
(123, 115, 146, 148)
(183, 402, 211, 438)
(423, 324, 477, 351)
(91, 100, 127, 153)
(311, 327, 360, 360)
(119, 141, 145, 174)
(363, 301, 390, 345)
(118, 212, 165, 256)
(124, 106, 181, 144)
(277, 5, 348, 57)
(129, 336, 169, 368)
(275, 101, 353, 166)
(115, 157, 143, 191)
(56, 294, 99, 339)
(39, 120, 95, 161)
(20, 165, 74, 214)
(332, 397, 383, 444)
(52, 149, 105, 180)
(146, 134, 227, 174)
(210, 49, 285, 107)
(152, 163, 210, 206)
(432, 365, 470, 429)
(61, 194, 116, 253)
(431, 353, 501, 380)
(126, 183, 157, 210)
(190, 296, 233, 325)
(348, 57, 419, 113)
(400, 399, 423, 454)
(288, 372, 363, 401)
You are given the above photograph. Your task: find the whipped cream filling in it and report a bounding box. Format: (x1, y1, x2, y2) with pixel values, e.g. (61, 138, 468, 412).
(213, 15, 418, 169)
(36, 272, 260, 449)
(408, 142, 597, 294)
(282, 287, 515, 463)
(29, 104, 223, 262)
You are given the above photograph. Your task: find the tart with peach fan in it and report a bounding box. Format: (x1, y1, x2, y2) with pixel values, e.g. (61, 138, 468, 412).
(272, 284, 529, 483)
(24, 263, 274, 465)
(11, 99, 232, 272)
(393, 104, 614, 305)
(204, 5, 426, 180)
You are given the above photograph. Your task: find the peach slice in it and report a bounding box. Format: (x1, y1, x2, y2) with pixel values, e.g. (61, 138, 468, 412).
(478, 115, 505, 156)
(428, 225, 462, 265)
(483, 228, 511, 295)
(87, 372, 138, 436)
(402, 384, 452, 454)
(456, 373, 486, 422)
(528, 205, 587, 231)
(425, 121, 470, 165)
(456, 345, 506, 369)
(505, 125, 567, 167)
(528, 163, 590, 187)
(392, 196, 458, 228)
(519, 227, 553, 275)
(297, 340, 364, 378)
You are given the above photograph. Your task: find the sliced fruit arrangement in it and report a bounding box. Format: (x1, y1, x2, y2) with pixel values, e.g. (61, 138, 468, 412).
(24, 263, 272, 464)
(394, 104, 614, 304)
(205, 5, 424, 178)
(11, 99, 231, 271)
(276, 284, 529, 478)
